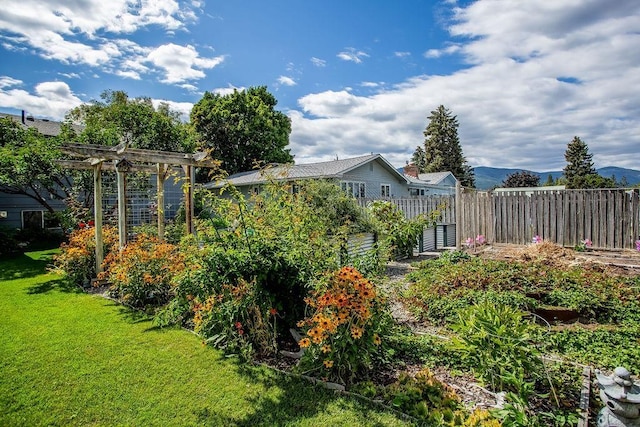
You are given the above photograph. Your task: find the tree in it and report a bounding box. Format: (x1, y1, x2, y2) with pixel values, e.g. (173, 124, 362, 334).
(502, 171, 541, 188)
(0, 117, 71, 213)
(543, 174, 555, 186)
(191, 86, 293, 179)
(67, 90, 192, 152)
(412, 105, 475, 187)
(563, 136, 614, 189)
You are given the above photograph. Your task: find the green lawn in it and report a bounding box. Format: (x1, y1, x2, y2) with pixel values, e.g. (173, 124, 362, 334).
(0, 250, 412, 427)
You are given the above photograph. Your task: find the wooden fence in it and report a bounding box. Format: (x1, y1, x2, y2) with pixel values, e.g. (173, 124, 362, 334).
(359, 189, 640, 250)
(461, 188, 640, 250)
(358, 196, 456, 223)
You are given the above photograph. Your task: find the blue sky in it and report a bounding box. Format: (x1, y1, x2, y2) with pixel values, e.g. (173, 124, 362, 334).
(1, 0, 639, 171)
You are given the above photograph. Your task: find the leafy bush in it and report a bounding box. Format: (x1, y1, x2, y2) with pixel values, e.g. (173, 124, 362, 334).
(100, 234, 185, 308)
(53, 225, 118, 286)
(296, 266, 392, 385)
(368, 200, 439, 259)
(450, 302, 543, 394)
(191, 278, 277, 359)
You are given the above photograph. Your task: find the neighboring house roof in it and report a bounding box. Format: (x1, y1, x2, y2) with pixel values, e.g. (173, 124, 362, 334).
(0, 112, 83, 137)
(205, 153, 409, 189)
(417, 172, 455, 185)
(404, 171, 457, 186)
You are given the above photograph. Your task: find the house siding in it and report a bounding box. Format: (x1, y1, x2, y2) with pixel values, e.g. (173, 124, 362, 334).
(0, 193, 67, 230)
(341, 161, 407, 199)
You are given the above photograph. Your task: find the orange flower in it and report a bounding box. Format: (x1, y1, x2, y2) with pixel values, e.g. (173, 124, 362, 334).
(321, 344, 332, 353)
(323, 359, 334, 368)
(312, 334, 324, 344)
(299, 338, 311, 348)
(269, 307, 278, 316)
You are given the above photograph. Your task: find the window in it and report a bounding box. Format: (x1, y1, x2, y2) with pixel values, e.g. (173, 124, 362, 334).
(22, 210, 44, 230)
(341, 181, 366, 198)
(381, 184, 390, 198)
(409, 188, 427, 196)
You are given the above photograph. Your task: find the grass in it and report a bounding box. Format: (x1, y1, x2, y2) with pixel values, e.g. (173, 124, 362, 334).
(0, 249, 412, 427)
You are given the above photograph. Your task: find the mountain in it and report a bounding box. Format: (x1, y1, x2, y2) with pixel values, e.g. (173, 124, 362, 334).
(473, 166, 640, 190)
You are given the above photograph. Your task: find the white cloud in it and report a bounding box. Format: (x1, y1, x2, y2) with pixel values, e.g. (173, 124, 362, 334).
(0, 0, 206, 79)
(290, 0, 640, 171)
(394, 51, 411, 58)
(337, 47, 369, 64)
(0, 79, 82, 119)
(116, 70, 142, 80)
(212, 85, 244, 96)
(277, 76, 297, 86)
(0, 76, 22, 89)
(310, 57, 326, 67)
(424, 44, 461, 58)
(146, 43, 225, 84)
(151, 99, 193, 121)
(360, 82, 380, 88)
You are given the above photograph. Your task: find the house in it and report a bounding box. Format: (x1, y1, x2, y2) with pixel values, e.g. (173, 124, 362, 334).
(0, 111, 83, 137)
(401, 164, 458, 196)
(205, 154, 457, 198)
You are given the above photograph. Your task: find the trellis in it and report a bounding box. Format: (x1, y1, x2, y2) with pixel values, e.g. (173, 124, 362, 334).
(57, 142, 218, 273)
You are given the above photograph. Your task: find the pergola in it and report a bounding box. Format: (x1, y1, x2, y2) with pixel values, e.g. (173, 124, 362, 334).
(58, 142, 218, 274)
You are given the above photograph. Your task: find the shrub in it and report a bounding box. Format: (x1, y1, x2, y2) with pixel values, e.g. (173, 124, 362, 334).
(53, 225, 118, 286)
(450, 302, 543, 394)
(100, 234, 185, 308)
(368, 200, 439, 259)
(191, 278, 278, 359)
(295, 266, 392, 385)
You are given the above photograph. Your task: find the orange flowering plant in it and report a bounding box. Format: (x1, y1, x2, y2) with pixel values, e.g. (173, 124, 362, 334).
(53, 225, 118, 286)
(190, 278, 278, 359)
(99, 234, 185, 308)
(296, 266, 392, 385)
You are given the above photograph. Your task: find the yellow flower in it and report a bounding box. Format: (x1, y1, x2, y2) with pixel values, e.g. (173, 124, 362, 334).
(321, 344, 332, 353)
(351, 326, 363, 339)
(323, 359, 334, 368)
(373, 334, 381, 346)
(299, 338, 311, 348)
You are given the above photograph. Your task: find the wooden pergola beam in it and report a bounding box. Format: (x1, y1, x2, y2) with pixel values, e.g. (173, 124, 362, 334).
(60, 143, 218, 168)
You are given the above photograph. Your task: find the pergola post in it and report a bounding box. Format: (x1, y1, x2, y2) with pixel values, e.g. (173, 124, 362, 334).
(182, 165, 195, 235)
(93, 162, 103, 274)
(116, 159, 130, 249)
(157, 163, 166, 240)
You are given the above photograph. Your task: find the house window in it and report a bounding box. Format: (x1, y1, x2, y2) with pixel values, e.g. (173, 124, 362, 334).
(341, 181, 366, 198)
(22, 210, 44, 230)
(251, 186, 260, 195)
(381, 184, 390, 198)
(409, 188, 427, 196)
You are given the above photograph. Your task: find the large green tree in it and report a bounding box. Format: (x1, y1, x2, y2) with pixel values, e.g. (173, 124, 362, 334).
(67, 90, 192, 152)
(502, 171, 540, 188)
(563, 136, 615, 189)
(412, 105, 475, 187)
(190, 86, 293, 179)
(0, 117, 71, 213)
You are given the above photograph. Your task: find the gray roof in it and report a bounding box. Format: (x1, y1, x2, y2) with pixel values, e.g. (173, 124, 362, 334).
(417, 171, 454, 185)
(205, 153, 408, 188)
(404, 171, 456, 186)
(0, 112, 83, 137)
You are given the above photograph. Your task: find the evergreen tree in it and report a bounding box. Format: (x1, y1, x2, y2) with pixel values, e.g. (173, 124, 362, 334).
(563, 136, 614, 189)
(412, 105, 475, 187)
(563, 136, 596, 189)
(544, 174, 555, 186)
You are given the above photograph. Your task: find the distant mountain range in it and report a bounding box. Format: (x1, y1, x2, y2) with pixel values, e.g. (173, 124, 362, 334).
(473, 166, 640, 190)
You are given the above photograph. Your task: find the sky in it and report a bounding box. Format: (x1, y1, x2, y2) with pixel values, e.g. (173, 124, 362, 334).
(0, 0, 639, 171)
